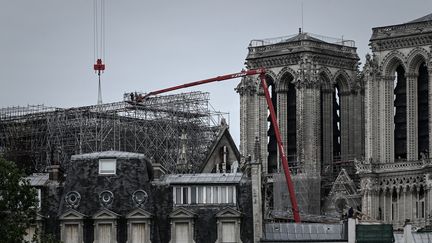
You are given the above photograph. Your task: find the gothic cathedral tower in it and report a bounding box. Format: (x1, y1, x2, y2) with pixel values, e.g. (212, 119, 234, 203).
(237, 31, 363, 217)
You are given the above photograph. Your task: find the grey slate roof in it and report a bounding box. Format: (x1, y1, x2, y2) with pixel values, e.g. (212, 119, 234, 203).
(408, 13, 432, 23)
(25, 173, 49, 186)
(395, 232, 432, 243)
(282, 32, 326, 43)
(263, 223, 347, 242)
(163, 173, 243, 185)
(71, 151, 146, 161)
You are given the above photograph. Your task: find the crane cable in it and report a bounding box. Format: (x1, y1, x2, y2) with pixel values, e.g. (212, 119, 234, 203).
(93, 0, 106, 105)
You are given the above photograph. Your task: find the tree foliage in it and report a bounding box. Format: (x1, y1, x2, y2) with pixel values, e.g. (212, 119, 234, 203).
(0, 156, 38, 243)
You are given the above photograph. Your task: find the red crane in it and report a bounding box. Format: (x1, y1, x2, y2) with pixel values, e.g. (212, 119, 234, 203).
(136, 68, 301, 223)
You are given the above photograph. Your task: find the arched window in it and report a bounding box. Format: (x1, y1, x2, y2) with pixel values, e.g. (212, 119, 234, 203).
(391, 189, 398, 221)
(418, 62, 429, 158)
(394, 65, 407, 160)
(333, 83, 342, 159)
(283, 75, 297, 169)
(266, 76, 278, 172)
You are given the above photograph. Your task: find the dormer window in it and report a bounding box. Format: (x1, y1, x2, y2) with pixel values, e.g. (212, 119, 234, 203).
(99, 159, 116, 175)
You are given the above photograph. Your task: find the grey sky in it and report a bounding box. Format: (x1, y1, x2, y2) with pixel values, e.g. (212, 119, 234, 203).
(1, 0, 431, 144)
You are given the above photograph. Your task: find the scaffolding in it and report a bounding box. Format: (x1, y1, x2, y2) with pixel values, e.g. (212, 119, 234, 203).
(0, 91, 226, 174)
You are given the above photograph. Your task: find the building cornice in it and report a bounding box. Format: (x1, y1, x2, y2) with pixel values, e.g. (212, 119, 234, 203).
(371, 20, 432, 41)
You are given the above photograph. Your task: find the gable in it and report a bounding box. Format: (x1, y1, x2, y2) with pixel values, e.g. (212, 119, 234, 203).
(59, 209, 86, 220)
(169, 207, 196, 219)
(92, 209, 119, 220)
(200, 126, 240, 173)
(216, 207, 242, 218)
(322, 169, 361, 216)
(126, 208, 153, 219)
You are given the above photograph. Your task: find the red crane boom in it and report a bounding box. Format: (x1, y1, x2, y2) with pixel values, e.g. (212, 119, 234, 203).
(139, 68, 301, 223)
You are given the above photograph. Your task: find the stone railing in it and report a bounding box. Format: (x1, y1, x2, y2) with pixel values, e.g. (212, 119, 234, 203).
(355, 158, 431, 174)
(247, 38, 357, 58)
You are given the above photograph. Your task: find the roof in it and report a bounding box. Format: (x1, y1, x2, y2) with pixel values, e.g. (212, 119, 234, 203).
(282, 32, 326, 43)
(408, 13, 432, 23)
(25, 173, 49, 186)
(199, 125, 240, 172)
(262, 223, 347, 242)
(163, 173, 243, 185)
(394, 232, 432, 243)
(71, 151, 146, 160)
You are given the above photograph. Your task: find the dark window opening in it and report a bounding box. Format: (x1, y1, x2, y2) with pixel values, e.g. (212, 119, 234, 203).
(418, 62, 429, 158)
(267, 77, 278, 172)
(286, 82, 297, 170)
(333, 84, 341, 159)
(394, 65, 407, 160)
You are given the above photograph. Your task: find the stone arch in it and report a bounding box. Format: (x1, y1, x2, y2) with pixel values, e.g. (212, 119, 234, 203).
(265, 69, 278, 83)
(407, 47, 430, 73)
(319, 67, 333, 90)
(276, 66, 297, 84)
(258, 69, 278, 94)
(333, 69, 351, 92)
(381, 50, 407, 76)
(276, 69, 295, 92)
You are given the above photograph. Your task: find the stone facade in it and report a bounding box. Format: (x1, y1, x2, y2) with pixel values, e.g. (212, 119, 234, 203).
(237, 31, 364, 216)
(358, 13, 432, 229)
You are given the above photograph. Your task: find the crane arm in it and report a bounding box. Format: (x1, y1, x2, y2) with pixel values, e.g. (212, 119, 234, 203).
(139, 68, 301, 223)
(142, 68, 266, 99)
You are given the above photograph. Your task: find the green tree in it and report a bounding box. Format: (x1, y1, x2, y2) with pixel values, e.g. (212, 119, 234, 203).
(0, 156, 38, 243)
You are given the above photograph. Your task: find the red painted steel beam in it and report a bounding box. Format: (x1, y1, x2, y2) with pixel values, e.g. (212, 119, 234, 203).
(141, 68, 301, 222)
(258, 73, 301, 223)
(142, 69, 266, 99)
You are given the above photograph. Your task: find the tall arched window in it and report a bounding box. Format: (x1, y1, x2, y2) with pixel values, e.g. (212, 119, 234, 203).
(333, 83, 342, 159)
(266, 76, 278, 172)
(417, 62, 429, 158)
(394, 65, 407, 160)
(287, 77, 297, 168)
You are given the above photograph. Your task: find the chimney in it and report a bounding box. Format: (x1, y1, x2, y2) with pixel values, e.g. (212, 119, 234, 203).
(47, 164, 64, 182)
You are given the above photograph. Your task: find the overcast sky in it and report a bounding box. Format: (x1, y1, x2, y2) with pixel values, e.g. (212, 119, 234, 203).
(1, 0, 431, 144)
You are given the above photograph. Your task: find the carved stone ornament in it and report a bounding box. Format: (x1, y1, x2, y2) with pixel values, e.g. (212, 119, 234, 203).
(99, 190, 114, 208)
(132, 189, 148, 207)
(65, 191, 81, 209)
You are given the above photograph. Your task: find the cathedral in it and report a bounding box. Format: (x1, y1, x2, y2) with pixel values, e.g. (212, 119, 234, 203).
(238, 13, 432, 230)
(4, 11, 432, 243)
(359, 13, 432, 228)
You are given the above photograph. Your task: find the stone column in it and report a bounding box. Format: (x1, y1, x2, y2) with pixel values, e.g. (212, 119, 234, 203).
(372, 73, 381, 161)
(353, 90, 363, 159)
(321, 89, 333, 175)
(383, 189, 387, 222)
(258, 93, 268, 174)
(380, 76, 395, 163)
(428, 66, 432, 158)
(426, 184, 430, 225)
(296, 83, 305, 165)
(403, 187, 408, 222)
(365, 72, 375, 160)
(406, 73, 418, 161)
(300, 85, 321, 174)
(251, 162, 262, 243)
(236, 77, 258, 161)
(371, 189, 378, 219)
(406, 187, 412, 221)
(339, 91, 350, 161)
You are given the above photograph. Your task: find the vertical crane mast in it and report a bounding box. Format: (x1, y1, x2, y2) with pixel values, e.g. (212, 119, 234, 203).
(139, 69, 301, 222)
(93, 0, 106, 105)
